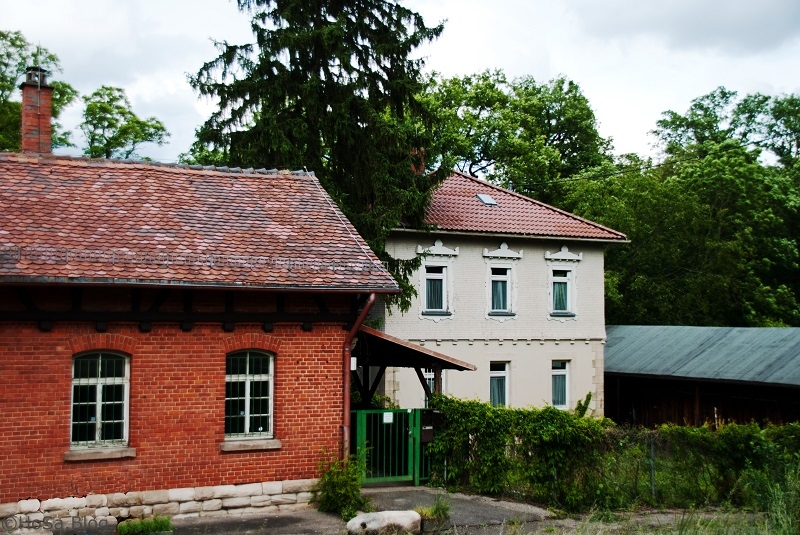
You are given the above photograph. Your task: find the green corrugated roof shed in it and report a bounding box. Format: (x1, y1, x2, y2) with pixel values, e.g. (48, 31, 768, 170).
(605, 326, 800, 387)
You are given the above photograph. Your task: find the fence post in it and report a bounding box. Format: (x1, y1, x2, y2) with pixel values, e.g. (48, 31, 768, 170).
(649, 432, 656, 500)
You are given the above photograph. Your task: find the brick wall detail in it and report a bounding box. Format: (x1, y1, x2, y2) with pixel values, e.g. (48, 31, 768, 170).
(0, 321, 344, 504)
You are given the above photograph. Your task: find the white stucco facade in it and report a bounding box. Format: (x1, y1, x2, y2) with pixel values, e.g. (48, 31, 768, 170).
(379, 231, 608, 414)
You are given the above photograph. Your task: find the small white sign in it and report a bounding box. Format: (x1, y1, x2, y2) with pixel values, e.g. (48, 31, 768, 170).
(382, 412, 394, 424)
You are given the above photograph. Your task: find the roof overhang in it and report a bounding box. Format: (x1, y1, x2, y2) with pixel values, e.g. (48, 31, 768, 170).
(355, 325, 476, 371)
(392, 228, 629, 244)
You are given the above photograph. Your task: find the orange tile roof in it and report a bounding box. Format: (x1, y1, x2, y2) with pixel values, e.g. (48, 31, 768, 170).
(0, 153, 398, 292)
(425, 172, 626, 241)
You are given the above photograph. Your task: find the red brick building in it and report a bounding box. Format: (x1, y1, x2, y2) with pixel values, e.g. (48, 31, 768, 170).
(0, 69, 397, 521)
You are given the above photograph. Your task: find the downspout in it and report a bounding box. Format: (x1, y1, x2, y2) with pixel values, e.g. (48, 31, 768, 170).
(342, 292, 376, 459)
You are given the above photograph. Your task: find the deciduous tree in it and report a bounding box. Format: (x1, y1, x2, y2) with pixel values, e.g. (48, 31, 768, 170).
(0, 30, 78, 151)
(79, 86, 169, 159)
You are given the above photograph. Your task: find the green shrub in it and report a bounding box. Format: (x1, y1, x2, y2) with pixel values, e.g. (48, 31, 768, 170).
(116, 515, 172, 535)
(313, 450, 370, 520)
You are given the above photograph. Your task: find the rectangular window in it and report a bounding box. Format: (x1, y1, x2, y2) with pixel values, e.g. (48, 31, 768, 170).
(489, 362, 508, 407)
(552, 361, 568, 409)
(226, 351, 274, 438)
(425, 265, 447, 311)
(490, 267, 510, 312)
(71, 353, 129, 447)
(551, 269, 572, 313)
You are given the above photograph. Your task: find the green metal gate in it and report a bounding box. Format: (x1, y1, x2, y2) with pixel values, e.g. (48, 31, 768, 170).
(351, 409, 433, 485)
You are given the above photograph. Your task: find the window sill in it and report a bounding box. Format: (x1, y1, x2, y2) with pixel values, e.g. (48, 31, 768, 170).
(550, 312, 576, 317)
(64, 447, 136, 462)
(488, 311, 516, 317)
(220, 438, 282, 452)
(422, 310, 452, 316)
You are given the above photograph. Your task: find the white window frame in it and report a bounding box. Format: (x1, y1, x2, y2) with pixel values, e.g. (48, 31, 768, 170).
(423, 263, 449, 313)
(550, 267, 573, 315)
(545, 246, 582, 320)
(489, 264, 512, 314)
(551, 360, 569, 409)
(422, 368, 446, 408)
(489, 362, 509, 407)
(225, 350, 275, 439)
(417, 240, 458, 320)
(484, 243, 522, 320)
(70, 352, 130, 448)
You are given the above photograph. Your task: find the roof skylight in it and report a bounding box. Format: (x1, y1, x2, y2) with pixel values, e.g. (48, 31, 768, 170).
(476, 193, 497, 206)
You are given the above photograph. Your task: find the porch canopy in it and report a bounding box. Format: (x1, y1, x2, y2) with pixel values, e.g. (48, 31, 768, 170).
(352, 325, 476, 404)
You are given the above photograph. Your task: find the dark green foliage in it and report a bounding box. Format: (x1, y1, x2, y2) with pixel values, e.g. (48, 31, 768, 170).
(313, 451, 369, 520)
(189, 0, 449, 310)
(428, 396, 800, 514)
(115, 515, 172, 535)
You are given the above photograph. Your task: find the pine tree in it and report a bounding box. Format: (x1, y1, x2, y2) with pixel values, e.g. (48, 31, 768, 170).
(190, 0, 448, 309)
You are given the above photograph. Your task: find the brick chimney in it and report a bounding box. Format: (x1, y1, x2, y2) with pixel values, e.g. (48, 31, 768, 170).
(19, 66, 53, 154)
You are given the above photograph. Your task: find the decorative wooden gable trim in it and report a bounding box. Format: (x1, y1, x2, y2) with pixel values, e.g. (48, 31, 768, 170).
(416, 239, 459, 257)
(545, 245, 582, 262)
(483, 242, 523, 259)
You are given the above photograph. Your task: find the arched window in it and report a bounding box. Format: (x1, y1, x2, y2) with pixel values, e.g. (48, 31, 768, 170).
(71, 352, 129, 447)
(225, 351, 274, 438)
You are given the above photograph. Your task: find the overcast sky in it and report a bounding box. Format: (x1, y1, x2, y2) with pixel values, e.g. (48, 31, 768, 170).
(5, 0, 800, 164)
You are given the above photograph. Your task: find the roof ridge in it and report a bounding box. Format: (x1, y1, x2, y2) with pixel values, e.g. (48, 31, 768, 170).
(448, 170, 626, 240)
(0, 152, 315, 178)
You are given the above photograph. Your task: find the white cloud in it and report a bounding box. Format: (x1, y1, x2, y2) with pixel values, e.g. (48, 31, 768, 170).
(4, 0, 800, 162)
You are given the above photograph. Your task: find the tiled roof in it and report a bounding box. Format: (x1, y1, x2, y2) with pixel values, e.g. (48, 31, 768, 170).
(425, 172, 626, 241)
(0, 153, 398, 291)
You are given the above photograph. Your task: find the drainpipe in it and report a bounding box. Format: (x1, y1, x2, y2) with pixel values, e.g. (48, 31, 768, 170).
(342, 293, 376, 459)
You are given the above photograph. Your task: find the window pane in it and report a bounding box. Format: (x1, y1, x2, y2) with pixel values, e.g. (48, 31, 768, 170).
(490, 376, 506, 407)
(101, 421, 123, 441)
(426, 278, 443, 310)
(73, 356, 98, 379)
(250, 415, 270, 435)
(491, 280, 508, 310)
(226, 353, 247, 375)
(100, 355, 125, 378)
(73, 384, 95, 404)
(249, 355, 270, 375)
(102, 384, 124, 402)
(552, 374, 566, 407)
(72, 422, 95, 443)
(426, 266, 444, 274)
(553, 281, 568, 311)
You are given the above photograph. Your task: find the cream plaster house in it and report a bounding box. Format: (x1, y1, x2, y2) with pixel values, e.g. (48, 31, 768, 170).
(377, 172, 626, 414)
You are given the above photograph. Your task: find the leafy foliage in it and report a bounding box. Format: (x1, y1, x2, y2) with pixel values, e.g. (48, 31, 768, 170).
(115, 515, 172, 535)
(189, 0, 449, 310)
(313, 450, 369, 520)
(428, 396, 800, 514)
(79, 86, 169, 159)
(423, 70, 611, 205)
(0, 30, 78, 151)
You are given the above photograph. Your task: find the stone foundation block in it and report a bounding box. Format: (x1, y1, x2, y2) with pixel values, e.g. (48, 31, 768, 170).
(201, 499, 222, 512)
(220, 497, 250, 509)
(18, 500, 40, 514)
(297, 492, 314, 503)
(167, 488, 195, 503)
(194, 487, 214, 501)
(211, 485, 238, 499)
(270, 494, 296, 505)
(250, 495, 271, 507)
(232, 483, 262, 497)
(85, 495, 107, 509)
(95, 507, 110, 517)
(282, 479, 317, 493)
(152, 502, 179, 516)
(140, 490, 169, 505)
(261, 481, 282, 495)
(0, 502, 21, 517)
(179, 501, 202, 514)
(172, 513, 199, 521)
(128, 506, 145, 518)
(41, 498, 85, 512)
(199, 510, 228, 518)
